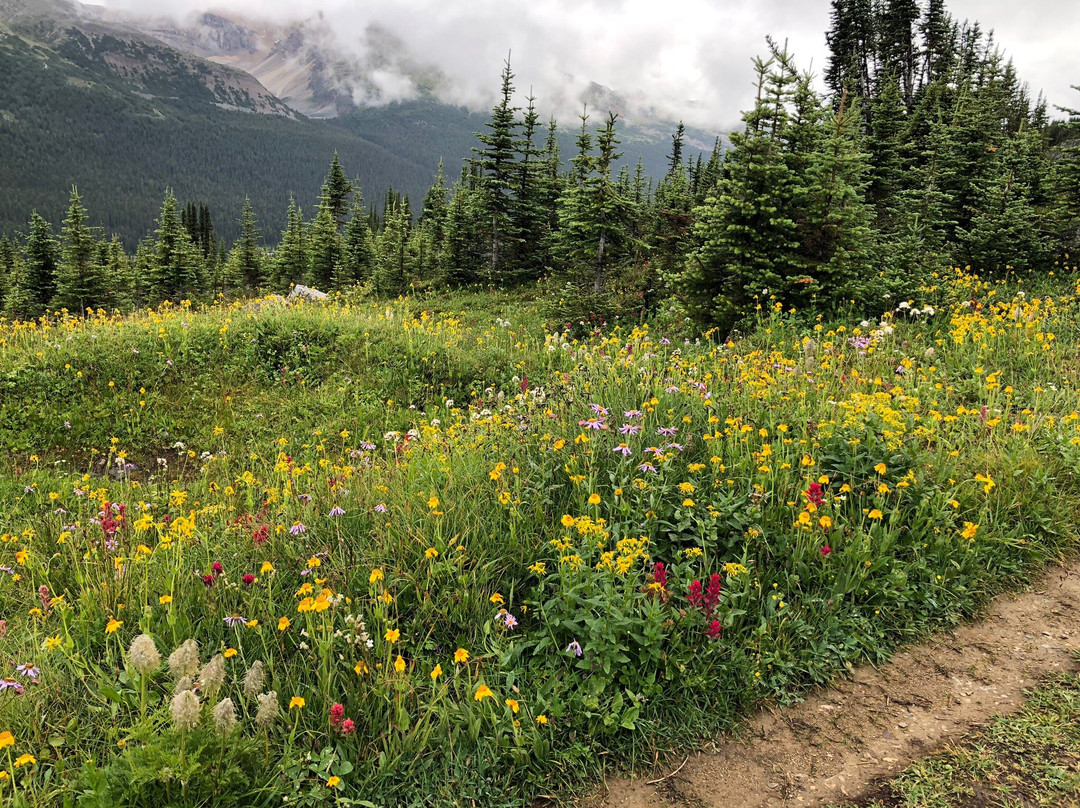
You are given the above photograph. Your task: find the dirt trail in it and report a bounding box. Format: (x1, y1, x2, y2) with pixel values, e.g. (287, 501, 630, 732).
(591, 561, 1080, 808)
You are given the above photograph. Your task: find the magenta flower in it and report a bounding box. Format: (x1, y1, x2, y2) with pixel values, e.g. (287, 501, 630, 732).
(375, 504, 387, 513)
(566, 641, 583, 657)
(289, 522, 307, 535)
(612, 444, 633, 456)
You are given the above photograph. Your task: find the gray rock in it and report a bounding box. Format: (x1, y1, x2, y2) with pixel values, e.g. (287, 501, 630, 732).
(288, 285, 328, 301)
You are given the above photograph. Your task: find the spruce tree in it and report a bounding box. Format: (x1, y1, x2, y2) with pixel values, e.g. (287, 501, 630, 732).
(228, 196, 264, 290)
(680, 55, 803, 332)
(552, 112, 632, 299)
(336, 187, 375, 289)
(270, 198, 308, 292)
(308, 191, 343, 289)
(323, 152, 353, 227)
(148, 190, 201, 303)
(53, 187, 106, 314)
(23, 212, 58, 312)
(473, 57, 520, 284)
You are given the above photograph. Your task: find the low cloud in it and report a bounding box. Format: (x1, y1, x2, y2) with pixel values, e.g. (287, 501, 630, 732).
(97, 0, 1077, 129)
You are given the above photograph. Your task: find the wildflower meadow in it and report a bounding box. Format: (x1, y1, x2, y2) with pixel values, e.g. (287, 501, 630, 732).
(1, 270, 1079, 806)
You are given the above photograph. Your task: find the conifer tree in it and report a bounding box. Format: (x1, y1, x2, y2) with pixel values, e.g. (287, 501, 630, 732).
(323, 152, 353, 227)
(148, 190, 201, 303)
(53, 187, 106, 314)
(373, 201, 410, 295)
(552, 112, 632, 299)
(3, 251, 36, 320)
(473, 57, 520, 283)
(681, 54, 803, 332)
(308, 192, 343, 289)
(0, 237, 16, 311)
(23, 212, 58, 313)
(440, 170, 486, 286)
(270, 198, 308, 292)
(228, 196, 264, 290)
(336, 187, 375, 289)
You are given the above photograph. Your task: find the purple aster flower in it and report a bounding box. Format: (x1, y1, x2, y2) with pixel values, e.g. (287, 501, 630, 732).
(64, 421, 71, 429)
(328, 506, 346, 516)
(298, 494, 313, 503)
(375, 503, 387, 513)
(54, 508, 67, 515)
(578, 418, 605, 430)
(660, 338, 671, 346)
(0, 565, 14, 576)
(224, 614, 247, 627)
(361, 441, 376, 451)
(658, 426, 678, 437)
(645, 446, 663, 456)
(24, 485, 35, 493)
(637, 462, 658, 474)
(105, 539, 118, 551)
(0, 678, 24, 694)
(15, 663, 40, 678)
(623, 410, 642, 419)
(289, 522, 307, 535)
(666, 443, 684, 451)
(299, 568, 311, 577)
(613, 444, 633, 456)
(619, 424, 641, 435)
(589, 403, 609, 416)
(665, 386, 680, 393)
(566, 641, 583, 657)
(497, 612, 518, 629)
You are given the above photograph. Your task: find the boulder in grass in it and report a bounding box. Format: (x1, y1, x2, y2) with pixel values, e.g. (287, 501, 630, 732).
(288, 285, 328, 301)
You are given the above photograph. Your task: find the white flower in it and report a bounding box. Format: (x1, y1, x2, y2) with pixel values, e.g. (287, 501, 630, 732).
(200, 654, 226, 700)
(243, 660, 265, 700)
(128, 634, 161, 676)
(168, 639, 200, 680)
(255, 691, 278, 727)
(170, 689, 200, 730)
(212, 698, 237, 734)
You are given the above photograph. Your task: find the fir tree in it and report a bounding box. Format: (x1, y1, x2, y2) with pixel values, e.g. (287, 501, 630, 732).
(681, 54, 803, 332)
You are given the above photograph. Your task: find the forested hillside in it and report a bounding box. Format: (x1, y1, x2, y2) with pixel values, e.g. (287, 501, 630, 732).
(0, 0, 1078, 338)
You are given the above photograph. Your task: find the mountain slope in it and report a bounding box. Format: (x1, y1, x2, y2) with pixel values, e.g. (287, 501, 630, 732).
(0, 14, 445, 245)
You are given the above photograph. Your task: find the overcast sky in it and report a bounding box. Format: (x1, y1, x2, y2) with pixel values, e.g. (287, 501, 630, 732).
(98, 0, 1079, 129)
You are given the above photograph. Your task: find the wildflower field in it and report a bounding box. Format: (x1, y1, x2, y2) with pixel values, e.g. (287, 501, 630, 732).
(1, 271, 1080, 806)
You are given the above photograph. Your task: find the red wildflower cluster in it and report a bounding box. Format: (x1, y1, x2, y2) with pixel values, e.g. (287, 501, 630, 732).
(805, 483, 825, 506)
(330, 703, 356, 735)
(687, 573, 722, 616)
(652, 562, 668, 589)
(100, 502, 125, 538)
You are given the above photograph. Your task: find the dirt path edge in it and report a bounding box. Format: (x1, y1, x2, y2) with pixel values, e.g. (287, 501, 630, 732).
(589, 561, 1080, 808)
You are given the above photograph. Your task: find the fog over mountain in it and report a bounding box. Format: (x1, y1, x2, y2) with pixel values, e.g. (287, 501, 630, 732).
(90, 0, 1078, 130)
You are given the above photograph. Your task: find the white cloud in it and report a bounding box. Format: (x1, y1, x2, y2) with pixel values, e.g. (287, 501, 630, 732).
(95, 0, 1079, 128)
